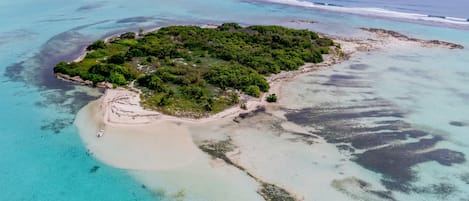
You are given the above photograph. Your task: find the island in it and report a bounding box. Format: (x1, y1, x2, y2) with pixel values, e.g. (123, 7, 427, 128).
(54, 23, 340, 118)
(63, 23, 466, 201)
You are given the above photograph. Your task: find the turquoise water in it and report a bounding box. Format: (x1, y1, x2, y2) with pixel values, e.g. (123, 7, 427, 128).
(1, 0, 468, 200)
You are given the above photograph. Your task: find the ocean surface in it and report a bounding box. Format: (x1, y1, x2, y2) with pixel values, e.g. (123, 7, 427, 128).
(303, 0, 469, 19)
(1, 0, 468, 200)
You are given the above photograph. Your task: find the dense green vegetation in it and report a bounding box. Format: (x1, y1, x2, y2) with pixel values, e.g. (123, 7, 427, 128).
(266, 94, 278, 103)
(54, 23, 336, 117)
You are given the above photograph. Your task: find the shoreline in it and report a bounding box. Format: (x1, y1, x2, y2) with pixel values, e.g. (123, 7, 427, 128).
(89, 25, 464, 126)
(58, 24, 353, 124)
(72, 25, 437, 167)
(88, 37, 353, 126)
(70, 22, 468, 157)
(70, 24, 466, 200)
(56, 25, 464, 91)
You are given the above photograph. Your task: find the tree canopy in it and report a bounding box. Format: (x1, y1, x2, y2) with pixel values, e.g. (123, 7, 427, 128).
(54, 23, 335, 117)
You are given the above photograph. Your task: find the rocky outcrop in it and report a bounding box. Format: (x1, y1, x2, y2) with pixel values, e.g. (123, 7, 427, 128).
(361, 28, 464, 49)
(55, 73, 113, 88)
(55, 73, 93, 86)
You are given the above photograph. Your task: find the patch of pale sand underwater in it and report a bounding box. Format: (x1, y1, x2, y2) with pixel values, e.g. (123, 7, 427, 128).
(129, 155, 263, 201)
(75, 94, 396, 200)
(75, 100, 198, 170)
(74, 101, 263, 201)
(189, 112, 391, 201)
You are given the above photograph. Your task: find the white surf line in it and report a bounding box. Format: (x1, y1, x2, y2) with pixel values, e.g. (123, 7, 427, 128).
(256, 0, 469, 26)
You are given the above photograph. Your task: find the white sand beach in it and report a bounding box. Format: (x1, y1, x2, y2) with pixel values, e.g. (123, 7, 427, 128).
(75, 98, 199, 170)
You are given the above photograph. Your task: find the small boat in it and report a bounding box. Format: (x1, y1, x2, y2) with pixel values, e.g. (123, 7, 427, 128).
(96, 129, 104, 138)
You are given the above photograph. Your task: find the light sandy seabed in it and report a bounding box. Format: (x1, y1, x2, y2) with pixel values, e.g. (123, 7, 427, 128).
(73, 29, 461, 200)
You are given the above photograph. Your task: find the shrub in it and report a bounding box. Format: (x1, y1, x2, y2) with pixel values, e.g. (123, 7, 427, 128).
(245, 85, 261, 97)
(109, 72, 127, 85)
(218, 23, 242, 31)
(180, 85, 206, 100)
(125, 48, 144, 59)
(120, 32, 136, 39)
(205, 65, 269, 92)
(316, 38, 334, 47)
(85, 49, 108, 59)
(137, 74, 168, 93)
(230, 93, 239, 104)
(88, 63, 136, 82)
(108, 54, 125, 64)
(204, 98, 214, 111)
(87, 40, 106, 51)
(82, 73, 105, 84)
(240, 103, 247, 110)
(319, 47, 329, 54)
(53, 62, 71, 74)
(266, 94, 277, 102)
(158, 95, 172, 106)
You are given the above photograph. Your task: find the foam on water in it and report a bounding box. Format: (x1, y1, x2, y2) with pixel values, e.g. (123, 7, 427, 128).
(254, 0, 469, 27)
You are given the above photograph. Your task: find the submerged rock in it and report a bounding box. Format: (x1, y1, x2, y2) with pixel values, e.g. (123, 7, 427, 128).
(258, 183, 296, 201)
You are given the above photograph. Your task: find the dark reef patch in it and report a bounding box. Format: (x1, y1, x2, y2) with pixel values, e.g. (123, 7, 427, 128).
(4, 62, 26, 82)
(349, 63, 369, 70)
(38, 90, 101, 114)
(390, 54, 420, 62)
(284, 97, 466, 193)
(4, 30, 90, 89)
(40, 118, 74, 134)
(355, 136, 465, 188)
(7, 19, 125, 86)
(76, 1, 107, 11)
(321, 80, 369, 88)
(117, 16, 155, 24)
(38, 17, 85, 23)
(460, 173, 469, 184)
(0, 29, 37, 46)
(258, 183, 296, 201)
(285, 106, 405, 126)
(330, 74, 359, 80)
(89, 165, 100, 173)
(336, 144, 355, 152)
(3, 24, 111, 134)
(387, 66, 403, 73)
(235, 106, 267, 121)
(319, 70, 370, 88)
(413, 183, 458, 199)
(449, 121, 467, 127)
